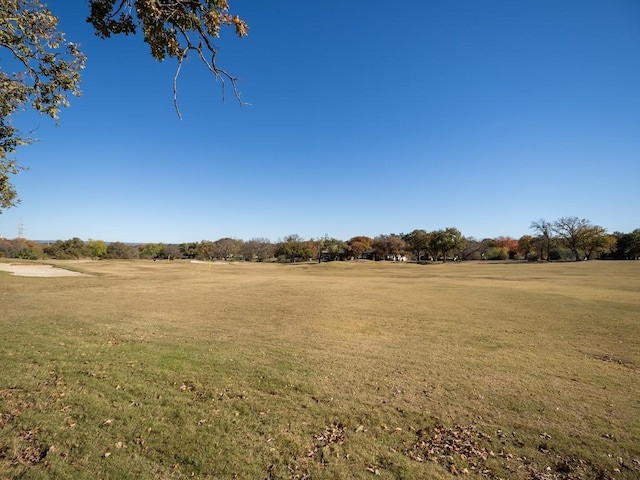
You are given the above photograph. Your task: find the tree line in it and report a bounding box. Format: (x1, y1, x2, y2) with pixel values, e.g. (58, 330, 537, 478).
(1, 217, 639, 263)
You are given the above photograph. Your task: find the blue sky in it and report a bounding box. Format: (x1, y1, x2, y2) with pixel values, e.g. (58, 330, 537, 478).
(2, 0, 639, 243)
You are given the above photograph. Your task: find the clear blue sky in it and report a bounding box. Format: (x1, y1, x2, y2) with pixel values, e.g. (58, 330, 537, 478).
(2, 0, 639, 243)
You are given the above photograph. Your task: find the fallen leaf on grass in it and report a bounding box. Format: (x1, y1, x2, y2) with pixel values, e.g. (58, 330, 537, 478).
(17, 446, 47, 465)
(307, 422, 346, 460)
(366, 465, 381, 475)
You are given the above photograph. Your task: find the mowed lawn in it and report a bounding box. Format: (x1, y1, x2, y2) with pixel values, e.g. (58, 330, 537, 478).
(0, 260, 638, 479)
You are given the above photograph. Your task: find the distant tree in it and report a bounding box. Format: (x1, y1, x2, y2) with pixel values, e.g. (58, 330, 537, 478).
(0, 237, 43, 259)
(403, 229, 431, 262)
(275, 234, 314, 263)
(389, 234, 408, 258)
(306, 240, 319, 261)
(347, 236, 372, 259)
(0, 238, 20, 258)
(372, 234, 406, 260)
(478, 238, 504, 260)
(106, 241, 137, 259)
(485, 246, 508, 261)
(369, 235, 384, 260)
(493, 236, 519, 259)
(580, 225, 609, 260)
(214, 237, 242, 260)
(612, 229, 640, 260)
(462, 237, 493, 260)
(44, 237, 87, 259)
(16, 242, 44, 260)
(601, 235, 618, 260)
(530, 219, 553, 261)
(0, 238, 11, 257)
(551, 216, 603, 261)
(316, 235, 347, 262)
(611, 232, 627, 259)
(86, 239, 107, 259)
(429, 227, 465, 262)
(448, 228, 467, 259)
(139, 242, 164, 260)
(196, 240, 216, 260)
(632, 229, 640, 259)
(242, 238, 274, 262)
(162, 244, 182, 260)
(179, 242, 199, 259)
(517, 235, 535, 259)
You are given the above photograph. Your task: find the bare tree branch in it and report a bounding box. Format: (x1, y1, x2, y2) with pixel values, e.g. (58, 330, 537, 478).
(173, 49, 187, 119)
(87, 0, 249, 117)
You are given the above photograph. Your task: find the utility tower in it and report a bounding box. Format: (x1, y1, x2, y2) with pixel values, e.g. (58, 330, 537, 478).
(17, 219, 25, 239)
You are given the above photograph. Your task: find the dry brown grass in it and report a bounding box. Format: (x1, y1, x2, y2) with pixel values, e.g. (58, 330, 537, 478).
(0, 259, 638, 479)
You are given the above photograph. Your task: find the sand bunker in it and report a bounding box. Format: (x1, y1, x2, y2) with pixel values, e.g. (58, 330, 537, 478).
(0, 264, 88, 277)
(190, 260, 229, 265)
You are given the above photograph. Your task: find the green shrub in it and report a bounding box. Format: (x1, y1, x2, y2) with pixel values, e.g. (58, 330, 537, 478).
(486, 247, 508, 260)
(548, 249, 560, 261)
(16, 247, 43, 260)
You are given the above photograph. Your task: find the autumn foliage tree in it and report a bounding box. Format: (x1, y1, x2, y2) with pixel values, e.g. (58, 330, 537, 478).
(242, 238, 274, 262)
(1, 0, 85, 210)
(372, 234, 406, 260)
(213, 237, 243, 260)
(579, 225, 609, 260)
(517, 235, 535, 259)
(87, 0, 248, 117)
(275, 234, 314, 263)
(492, 236, 519, 259)
(1, 0, 247, 211)
(347, 236, 372, 259)
(551, 216, 607, 262)
(0, 237, 44, 259)
(528, 216, 609, 261)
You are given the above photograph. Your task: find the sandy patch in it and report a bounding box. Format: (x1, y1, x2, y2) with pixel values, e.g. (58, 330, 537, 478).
(0, 264, 88, 277)
(189, 260, 229, 265)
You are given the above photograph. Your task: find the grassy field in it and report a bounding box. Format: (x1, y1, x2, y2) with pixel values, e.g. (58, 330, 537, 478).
(0, 259, 638, 479)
